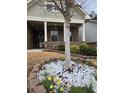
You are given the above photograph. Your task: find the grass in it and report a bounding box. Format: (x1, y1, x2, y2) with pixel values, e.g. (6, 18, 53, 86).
(69, 85, 94, 93)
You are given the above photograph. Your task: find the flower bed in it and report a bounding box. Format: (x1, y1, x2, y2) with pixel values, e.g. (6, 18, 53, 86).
(37, 60, 97, 93)
(57, 43, 97, 56)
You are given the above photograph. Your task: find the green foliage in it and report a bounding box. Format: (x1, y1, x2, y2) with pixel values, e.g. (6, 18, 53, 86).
(57, 87, 64, 93)
(69, 87, 84, 93)
(42, 79, 52, 89)
(84, 60, 94, 67)
(58, 44, 65, 51)
(70, 45, 80, 54)
(80, 43, 97, 56)
(79, 43, 89, 54)
(69, 86, 94, 93)
(83, 85, 94, 93)
(85, 48, 97, 56)
(42, 72, 49, 78)
(58, 57, 65, 61)
(57, 43, 97, 56)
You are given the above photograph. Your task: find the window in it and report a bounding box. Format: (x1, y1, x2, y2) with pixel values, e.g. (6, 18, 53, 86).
(51, 31, 58, 41)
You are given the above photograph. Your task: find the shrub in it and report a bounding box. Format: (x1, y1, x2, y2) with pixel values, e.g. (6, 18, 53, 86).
(80, 43, 97, 56)
(79, 43, 89, 54)
(85, 48, 97, 56)
(69, 86, 94, 93)
(70, 45, 80, 54)
(58, 44, 65, 51)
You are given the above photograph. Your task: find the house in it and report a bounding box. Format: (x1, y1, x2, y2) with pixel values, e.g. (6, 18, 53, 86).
(85, 16, 97, 44)
(27, 0, 91, 49)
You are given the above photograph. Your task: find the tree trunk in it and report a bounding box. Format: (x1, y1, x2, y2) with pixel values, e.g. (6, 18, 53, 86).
(64, 18, 71, 68)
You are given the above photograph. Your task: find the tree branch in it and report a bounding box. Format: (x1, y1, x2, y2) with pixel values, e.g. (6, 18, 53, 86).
(52, 0, 66, 16)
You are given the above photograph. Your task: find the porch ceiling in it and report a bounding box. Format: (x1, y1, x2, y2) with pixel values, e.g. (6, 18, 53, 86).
(28, 21, 44, 30)
(27, 21, 82, 31)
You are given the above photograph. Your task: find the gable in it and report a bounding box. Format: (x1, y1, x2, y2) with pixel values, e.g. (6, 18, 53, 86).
(27, 0, 87, 23)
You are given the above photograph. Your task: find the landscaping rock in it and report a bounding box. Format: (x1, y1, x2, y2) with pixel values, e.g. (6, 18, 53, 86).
(32, 64, 40, 72)
(29, 78, 41, 88)
(37, 60, 97, 93)
(33, 85, 46, 93)
(29, 73, 37, 80)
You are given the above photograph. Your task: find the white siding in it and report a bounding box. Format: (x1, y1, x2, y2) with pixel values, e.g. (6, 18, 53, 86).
(27, 0, 85, 23)
(85, 21, 97, 43)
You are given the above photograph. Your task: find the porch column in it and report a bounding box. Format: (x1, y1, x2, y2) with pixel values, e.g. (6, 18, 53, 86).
(82, 21, 86, 42)
(44, 21, 47, 42)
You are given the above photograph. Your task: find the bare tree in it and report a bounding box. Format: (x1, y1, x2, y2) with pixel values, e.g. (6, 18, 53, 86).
(45, 0, 87, 68)
(49, 0, 74, 68)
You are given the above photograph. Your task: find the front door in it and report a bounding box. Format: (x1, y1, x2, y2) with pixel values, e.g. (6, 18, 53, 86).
(38, 31, 44, 48)
(34, 30, 44, 49)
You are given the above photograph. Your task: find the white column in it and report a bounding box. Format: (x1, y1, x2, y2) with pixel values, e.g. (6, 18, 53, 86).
(82, 21, 86, 41)
(44, 21, 47, 42)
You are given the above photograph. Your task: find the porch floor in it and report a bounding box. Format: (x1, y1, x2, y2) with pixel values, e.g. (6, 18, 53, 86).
(27, 49, 43, 52)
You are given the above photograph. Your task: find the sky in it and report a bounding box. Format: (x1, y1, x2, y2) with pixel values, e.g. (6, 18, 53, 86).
(76, 0, 97, 14)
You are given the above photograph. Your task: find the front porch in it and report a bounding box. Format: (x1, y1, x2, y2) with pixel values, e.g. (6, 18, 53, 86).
(27, 21, 86, 49)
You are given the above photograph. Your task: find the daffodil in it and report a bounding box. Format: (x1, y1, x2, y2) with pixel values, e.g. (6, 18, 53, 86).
(60, 87, 64, 91)
(57, 80, 61, 85)
(48, 76, 52, 81)
(50, 84, 54, 89)
(53, 77, 57, 81)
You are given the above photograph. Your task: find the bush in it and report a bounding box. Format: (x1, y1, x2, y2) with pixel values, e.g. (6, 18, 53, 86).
(80, 43, 97, 56)
(70, 45, 80, 54)
(69, 86, 94, 93)
(58, 44, 65, 51)
(85, 48, 97, 56)
(79, 43, 89, 54)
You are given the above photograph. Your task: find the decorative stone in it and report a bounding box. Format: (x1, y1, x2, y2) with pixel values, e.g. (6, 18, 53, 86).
(29, 78, 40, 88)
(32, 64, 40, 72)
(32, 67, 39, 72)
(29, 73, 37, 80)
(37, 60, 97, 93)
(33, 85, 46, 93)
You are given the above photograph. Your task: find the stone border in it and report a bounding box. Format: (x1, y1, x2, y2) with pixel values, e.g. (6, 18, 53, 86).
(28, 63, 46, 93)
